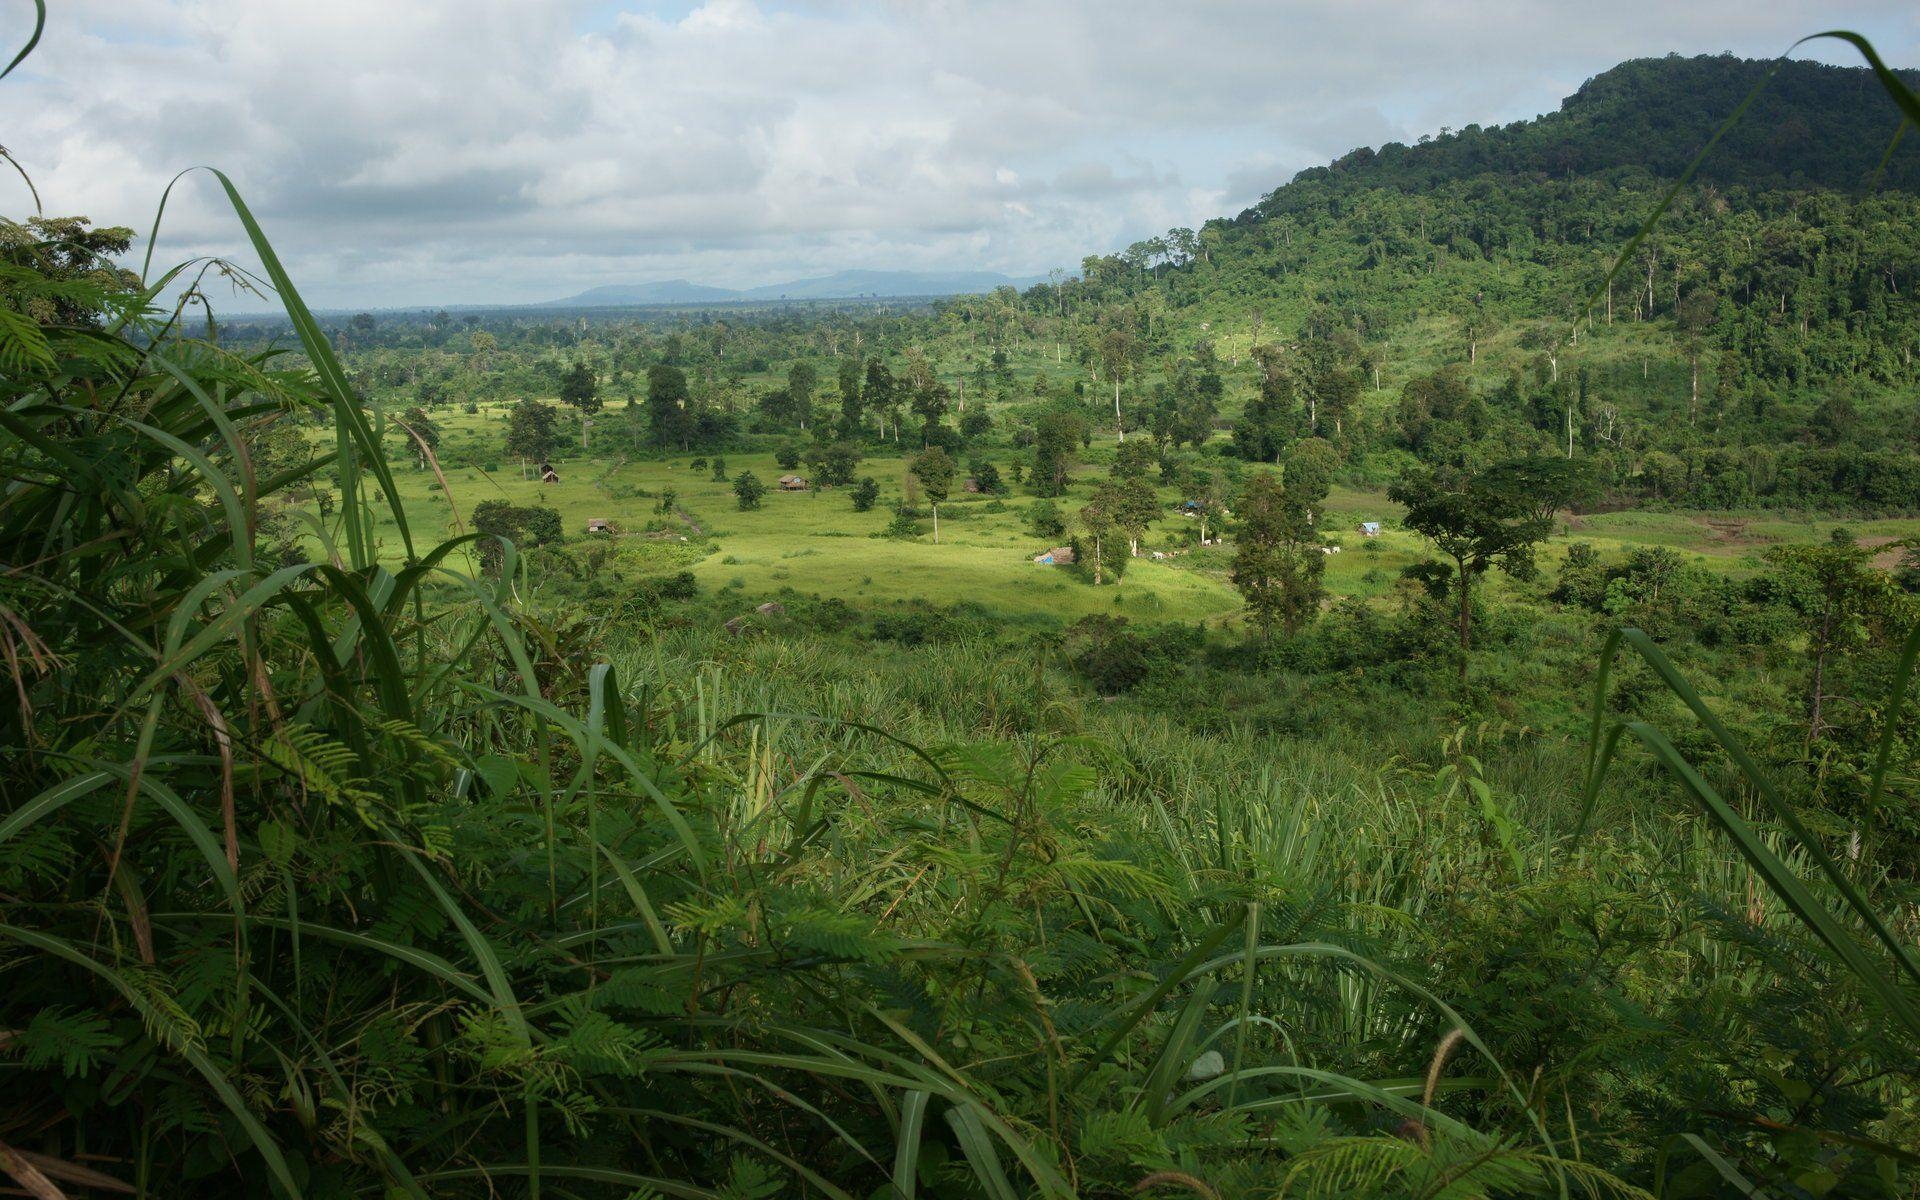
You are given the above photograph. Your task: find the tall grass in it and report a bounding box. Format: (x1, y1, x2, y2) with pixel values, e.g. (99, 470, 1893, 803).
(0, 161, 1595, 1200)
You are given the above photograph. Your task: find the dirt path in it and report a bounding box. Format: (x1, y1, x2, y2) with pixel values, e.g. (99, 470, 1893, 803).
(673, 507, 705, 537)
(1860, 534, 1908, 571)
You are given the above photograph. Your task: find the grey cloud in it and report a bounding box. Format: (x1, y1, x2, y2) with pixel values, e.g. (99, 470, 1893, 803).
(10, 0, 1916, 307)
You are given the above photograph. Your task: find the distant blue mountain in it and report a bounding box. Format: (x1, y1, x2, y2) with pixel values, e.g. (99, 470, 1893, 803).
(739, 270, 1039, 300)
(540, 279, 742, 306)
(540, 269, 1040, 307)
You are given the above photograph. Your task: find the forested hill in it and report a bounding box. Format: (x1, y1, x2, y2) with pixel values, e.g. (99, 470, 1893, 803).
(1046, 53, 1920, 512)
(1260, 54, 1920, 207)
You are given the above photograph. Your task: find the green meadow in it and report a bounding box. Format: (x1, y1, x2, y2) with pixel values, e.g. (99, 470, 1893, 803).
(360, 404, 1920, 630)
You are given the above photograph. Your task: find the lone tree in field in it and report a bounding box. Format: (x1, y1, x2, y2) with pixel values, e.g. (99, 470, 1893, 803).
(911, 446, 956, 543)
(1077, 489, 1117, 586)
(505, 399, 559, 479)
(1390, 456, 1590, 680)
(733, 470, 765, 511)
(850, 477, 880, 512)
(560, 361, 601, 448)
(1108, 438, 1161, 556)
(805, 441, 863, 487)
(397, 405, 440, 469)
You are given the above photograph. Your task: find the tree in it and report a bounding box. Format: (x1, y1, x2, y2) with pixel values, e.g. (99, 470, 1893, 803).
(472, 499, 564, 574)
(1285, 437, 1340, 505)
(397, 405, 440, 469)
(0, 215, 140, 326)
(959, 408, 993, 444)
(1109, 438, 1160, 556)
(1236, 349, 1300, 462)
(805, 442, 863, 487)
(1229, 452, 1331, 642)
(1390, 457, 1590, 680)
(1765, 534, 1903, 747)
(775, 443, 803, 471)
(469, 329, 498, 370)
(1674, 288, 1718, 425)
(1076, 490, 1117, 585)
(863, 358, 897, 440)
(1031, 410, 1081, 497)
(505, 400, 560, 477)
(1173, 362, 1222, 447)
(837, 360, 865, 438)
(911, 446, 957, 543)
(850, 477, 880, 512)
(710, 456, 728, 481)
(560, 361, 600, 448)
(1099, 327, 1138, 440)
(787, 361, 818, 429)
(657, 487, 678, 515)
(1300, 340, 1362, 439)
(733, 471, 765, 511)
(646, 364, 692, 450)
(910, 381, 951, 445)
(1230, 473, 1296, 641)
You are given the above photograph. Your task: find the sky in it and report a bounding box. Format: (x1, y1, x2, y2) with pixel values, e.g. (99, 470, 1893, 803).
(8, 1, 1919, 310)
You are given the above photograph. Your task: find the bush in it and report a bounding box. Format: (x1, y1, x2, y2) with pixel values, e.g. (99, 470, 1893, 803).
(1027, 499, 1066, 539)
(734, 470, 766, 510)
(885, 505, 921, 538)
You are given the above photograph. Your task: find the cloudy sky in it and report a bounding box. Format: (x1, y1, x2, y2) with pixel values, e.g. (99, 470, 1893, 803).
(9, 1, 1918, 309)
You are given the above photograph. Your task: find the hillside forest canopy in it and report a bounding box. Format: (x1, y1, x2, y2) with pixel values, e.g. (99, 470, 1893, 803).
(6, 23, 1920, 1200)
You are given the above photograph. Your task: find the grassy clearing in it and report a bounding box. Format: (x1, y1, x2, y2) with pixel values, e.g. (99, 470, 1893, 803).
(361, 404, 1916, 629)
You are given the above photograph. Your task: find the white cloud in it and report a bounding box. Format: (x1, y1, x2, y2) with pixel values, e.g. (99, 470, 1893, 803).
(6, 0, 1916, 307)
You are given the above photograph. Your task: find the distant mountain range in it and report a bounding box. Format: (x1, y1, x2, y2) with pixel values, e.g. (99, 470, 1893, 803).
(539, 269, 1043, 308)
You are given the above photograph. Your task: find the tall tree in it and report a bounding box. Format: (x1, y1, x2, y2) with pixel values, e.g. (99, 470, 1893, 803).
(1099, 327, 1138, 441)
(1031, 410, 1081, 497)
(398, 405, 440, 469)
(911, 446, 956, 543)
(1230, 473, 1294, 641)
(1077, 489, 1117, 586)
(1765, 534, 1904, 747)
(1236, 347, 1300, 462)
(505, 400, 559, 478)
(787, 361, 818, 430)
(1390, 457, 1589, 680)
(646, 363, 692, 450)
(1109, 438, 1161, 556)
(560, 361, 600, 448)
(837, 359, 864, 437)
(1229, 450, 1331, 642)
(863, 358, 897, 441)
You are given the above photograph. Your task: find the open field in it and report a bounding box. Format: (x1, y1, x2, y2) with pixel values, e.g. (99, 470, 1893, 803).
(346, 404, 1919, 628)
